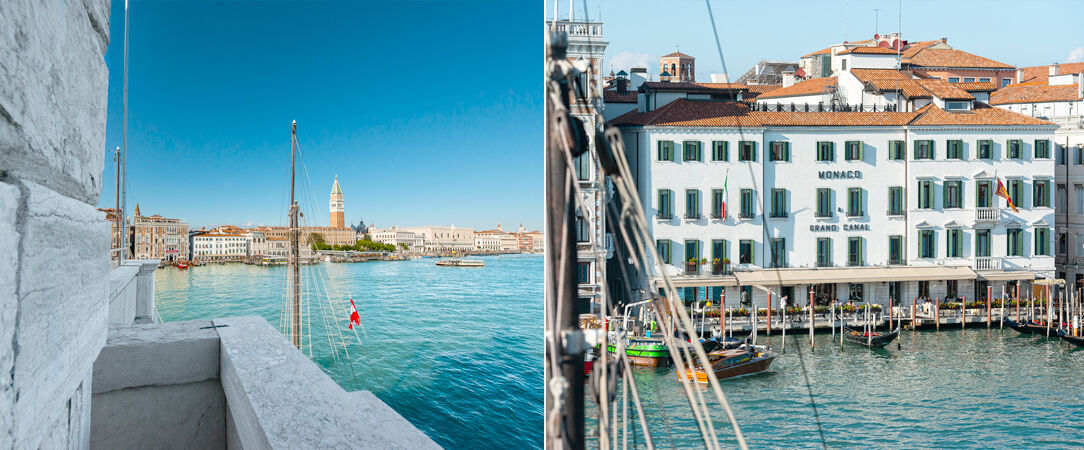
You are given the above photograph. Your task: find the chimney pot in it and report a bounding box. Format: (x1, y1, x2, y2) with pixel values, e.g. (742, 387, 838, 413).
(1050, 62, 1060, 77)
(781, 71, 796, 88)
(1016, 68, 1024, 84)
(939, 37, 947, 44)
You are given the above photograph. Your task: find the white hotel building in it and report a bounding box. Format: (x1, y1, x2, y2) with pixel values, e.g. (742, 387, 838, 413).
(612, 52, 1056, 309)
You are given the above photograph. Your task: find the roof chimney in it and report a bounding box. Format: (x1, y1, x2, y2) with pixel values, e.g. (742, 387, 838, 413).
(1078, 72, 1083, 99)
(1050, 62, 1060, 77)
(939, 37, 947, 44)
(781, 71, 796, 88)
(616, 77, 628, 94)
(1016, 68, 1023, 84)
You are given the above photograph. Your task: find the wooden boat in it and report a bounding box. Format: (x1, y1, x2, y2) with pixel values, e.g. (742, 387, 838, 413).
(842, 325, 900, 348)
(679, 346, 776, 383)
(435, 259, 484, 267)
(1003, 318, 1055, 336)
(1057, 329, 1084, 348)
(607, 337, 670, 367)
(175, 261, 188, 269)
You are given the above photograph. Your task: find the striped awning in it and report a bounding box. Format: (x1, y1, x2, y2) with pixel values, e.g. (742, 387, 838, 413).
(730, 265, 977, 286)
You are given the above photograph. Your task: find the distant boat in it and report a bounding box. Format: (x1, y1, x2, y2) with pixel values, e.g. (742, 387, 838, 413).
(680, 345, 776, 382)
(176, 261, 188, 269)
(1003, 318, 1054, 336)
(607, 337, 670, 367)
(842, 324, 900, 348)
(435, 259, 484, 267)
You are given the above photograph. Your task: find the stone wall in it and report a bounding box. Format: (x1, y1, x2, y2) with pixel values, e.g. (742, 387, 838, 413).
(0, 0, 112, 447)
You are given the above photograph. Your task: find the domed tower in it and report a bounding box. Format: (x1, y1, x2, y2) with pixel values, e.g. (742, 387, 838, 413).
(330, 175, 345, 228)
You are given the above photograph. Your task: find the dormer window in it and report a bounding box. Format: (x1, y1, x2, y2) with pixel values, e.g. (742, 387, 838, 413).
(945, 101, 970, 111)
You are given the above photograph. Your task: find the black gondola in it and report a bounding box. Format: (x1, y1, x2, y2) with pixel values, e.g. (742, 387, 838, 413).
(842, 324, 900, 348)
(1003, 318, 1055, 336)
(1057, 329, 1084, 348)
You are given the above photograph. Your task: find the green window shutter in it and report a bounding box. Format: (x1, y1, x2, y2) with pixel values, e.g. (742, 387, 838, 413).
(929, 140, 935, 159)
(784, 142, 791, 161)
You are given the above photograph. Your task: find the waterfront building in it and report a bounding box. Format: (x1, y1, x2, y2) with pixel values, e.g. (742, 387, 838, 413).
(476, 223, 518, 252)
(191, 232, 249, 262)
(474, 234, 501, 252)
(992, 63, 1084, 289)
(262, 225, 356, 247)
(130, 204, 189, 263)
(369, 227, 424, 251)
(330, 175, 345, 229)
(799, 35, 1015, 87)
(400, 225, 475, 252)
(613, 59, 1056, 308)
(546, 9, 612, 314)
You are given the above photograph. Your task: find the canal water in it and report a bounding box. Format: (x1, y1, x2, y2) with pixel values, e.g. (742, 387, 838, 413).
(590, 328, 1084, 448)
(155, 255, 543, 449)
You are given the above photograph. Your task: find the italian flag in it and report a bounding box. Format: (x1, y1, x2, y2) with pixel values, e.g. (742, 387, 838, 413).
(721, 169, 729, 218)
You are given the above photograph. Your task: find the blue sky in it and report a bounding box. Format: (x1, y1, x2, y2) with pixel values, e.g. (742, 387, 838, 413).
(549, 0, 1084, 83)
(100, 1, 540, 231)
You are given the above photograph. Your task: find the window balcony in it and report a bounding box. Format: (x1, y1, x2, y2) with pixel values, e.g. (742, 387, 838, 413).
(815, 211, 832, 218)
(684, 212, 701, 221)
(656, 213, 673, 221)
(686, 262, 700, 275)
(712, 262, 730, 275)
(739, 212, 755, 220)
(974, 256, 1002, 271)
(710, 213, 724, 220)
(769, 211, 788, 219)
(976, 207, 1000, 222)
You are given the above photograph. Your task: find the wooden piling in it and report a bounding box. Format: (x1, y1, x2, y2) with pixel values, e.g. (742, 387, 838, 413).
(986, 286, 992, 328)
(808, 289, 814, 348)
(767, 291, 772, 336)
(936, 297, 941, 331)
(911, 297, 916, 330)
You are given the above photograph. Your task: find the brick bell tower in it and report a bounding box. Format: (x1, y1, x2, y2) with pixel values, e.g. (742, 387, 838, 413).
(330, 175, 345, 228)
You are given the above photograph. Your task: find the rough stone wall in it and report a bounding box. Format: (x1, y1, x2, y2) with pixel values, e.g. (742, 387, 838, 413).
(0, 0, 112, 448)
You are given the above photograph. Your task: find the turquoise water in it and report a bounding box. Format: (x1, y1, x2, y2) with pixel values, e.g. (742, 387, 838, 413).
(589, 328, 1084, 448)
(155, 255, 543, 449)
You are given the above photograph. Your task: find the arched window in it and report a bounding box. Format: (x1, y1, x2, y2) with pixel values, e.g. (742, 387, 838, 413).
(671, 63, 676, 74)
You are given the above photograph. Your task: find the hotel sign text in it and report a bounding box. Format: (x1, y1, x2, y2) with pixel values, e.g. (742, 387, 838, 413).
(810, 223, 871, 232)
(818, 170, 862, 180)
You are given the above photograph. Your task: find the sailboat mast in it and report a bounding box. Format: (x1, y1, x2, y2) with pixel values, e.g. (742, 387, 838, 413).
(290, 120, 301, 349)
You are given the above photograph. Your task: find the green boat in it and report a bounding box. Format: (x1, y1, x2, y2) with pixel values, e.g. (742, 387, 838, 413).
(607, 337, 670, 366)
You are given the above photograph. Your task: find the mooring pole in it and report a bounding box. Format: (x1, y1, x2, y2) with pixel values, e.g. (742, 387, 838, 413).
(808, 289, 815, 348)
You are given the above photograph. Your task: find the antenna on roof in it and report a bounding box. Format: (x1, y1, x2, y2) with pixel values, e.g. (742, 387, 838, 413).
(873, 8, 881, 35)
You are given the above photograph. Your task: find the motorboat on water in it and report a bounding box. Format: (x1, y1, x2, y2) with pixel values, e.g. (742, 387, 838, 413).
(435, 259, 485, 267)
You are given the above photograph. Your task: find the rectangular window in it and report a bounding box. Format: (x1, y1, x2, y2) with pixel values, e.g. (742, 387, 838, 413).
(1076, 185, 1083, 214)
(918, 180, 933, 209)
(657, 189, 672, 219)
(816, 238, 832, 267)
(711, 240, 728, 274)
(574, 152, 590, 180)
(770, 238, 786, 268)
(847, 187, 864, 216)
(978, 77, 990, 82)
(1033, 180, 1050, 208)
(963, 77, 975, 82)
(575, 214, 589, 242)
(1060, 233, 1069, 256)
(770, 141, 790, 162)
(947, 77, 960, 83)
(816, 188, 832, 217)
(978, 140, 992, 159)
(1035, 228, 1050, 256)
(944, 180, 963, 209)
(919, 230, 936, 258)
(711, 141, 728, 161)
(577, 262, 590, 283)
(740, 189, 755, 219)
(1077, 146, 1083, 165)
(770, 189, 788, 218)
(1002, 78, 1011, 87)
(1008, 140, 1022, 159)
(947, 229, 962, 258)
(914, 140, 934, 160)
(1034, 139, 1050, 159)
(683, 141, 702, 162)
(945, 101, 969, 110)
(888, 235, 903, 264)
(976, 229, 991, 257)
(946, 140, 963, 159)
(1008, 179, 1023, 208)
(739, 239, 754, 264)
(738, 141, 757, 161)
(844, 141, 863, 161)
(656, 239, 672, 264)
(1058, 183, 1068, 212)
(888, 187, 903, 215)
(685, 189, 700, 219)
(1007, 228, 1023, 256)
(888, 140, 905, 160)
(711, 189, 725, 219)
(1058, 144, 1067, 165)
(848, 237, 864, 266)
(816, 141, 835, 161)
(685, 240, 701, 270)
(657, 140, 674, 161)
(976, 180, 992, 207)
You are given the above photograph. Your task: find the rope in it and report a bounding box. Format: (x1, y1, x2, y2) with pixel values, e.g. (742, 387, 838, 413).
(792, 339, 828, 449)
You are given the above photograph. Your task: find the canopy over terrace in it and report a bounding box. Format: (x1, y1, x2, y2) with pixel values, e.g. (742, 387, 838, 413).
(730, 266, 978, 286)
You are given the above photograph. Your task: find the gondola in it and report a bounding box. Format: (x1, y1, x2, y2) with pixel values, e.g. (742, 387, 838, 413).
(1003, 318, 1055, 336)
(842, 324, 899, 348)
(1057, 329, 1084, 348)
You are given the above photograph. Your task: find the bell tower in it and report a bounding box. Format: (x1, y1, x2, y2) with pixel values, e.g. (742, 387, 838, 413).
(330, 175, 345, 228)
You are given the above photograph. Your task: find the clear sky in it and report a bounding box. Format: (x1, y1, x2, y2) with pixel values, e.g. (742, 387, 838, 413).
(548, 0, 1084, 84)
(100, 1, 540, 231)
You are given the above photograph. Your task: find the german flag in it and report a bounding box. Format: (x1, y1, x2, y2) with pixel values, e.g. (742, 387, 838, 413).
(996, 178, 1019, 213)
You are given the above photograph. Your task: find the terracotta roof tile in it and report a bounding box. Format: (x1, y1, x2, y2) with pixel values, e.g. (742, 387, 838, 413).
(915, 78, 975, 100)
(611, 98, 1052, 128)
(802, 47, 832, 58)
(905, 48, 1013, 69)
(1016, 62, 1084, 84)
(955, 81, 998, 92)
(850, 68, 909, 83)
(603, 90, 637, 103)
(864, 79, 931, 99)
(838, 46, 899, 55)
(755, 77, 836, 99)
(990, 83, 1083, 104)
(661, 51, 694, 59)
(639, 82, 747, 92)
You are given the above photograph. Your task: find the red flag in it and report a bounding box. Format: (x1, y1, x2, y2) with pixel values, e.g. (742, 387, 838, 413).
(348, 298, 361, 330)
(995, 178, 1018, 213)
